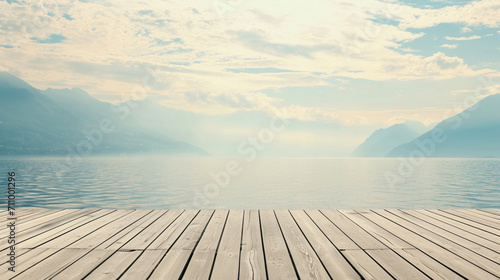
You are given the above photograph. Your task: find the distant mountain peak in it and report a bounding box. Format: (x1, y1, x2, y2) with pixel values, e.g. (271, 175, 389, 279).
(71, 87, 90, 95)
(0, 71, 37, 91)
(387, 93, 500, 158)
(352, 122, 420, 157)
(403, 120, 427, 134)
(0, 73, 208, 156)
(351, 120, 427, 158)
(43, 87, 91, 96)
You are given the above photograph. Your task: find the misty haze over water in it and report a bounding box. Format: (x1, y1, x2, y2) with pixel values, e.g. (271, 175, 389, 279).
(2, 157, 498, 209)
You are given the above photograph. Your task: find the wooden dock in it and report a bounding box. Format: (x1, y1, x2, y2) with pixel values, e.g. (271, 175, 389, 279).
(2, 208, 500, 279)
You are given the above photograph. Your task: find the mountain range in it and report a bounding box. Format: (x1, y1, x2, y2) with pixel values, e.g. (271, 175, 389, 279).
(0, 72, 207, 156)
(351, 120, 429, 157)
(353, 94, 500, 158)
(387, 94, 500, 158)
(2, 71, 499, 158)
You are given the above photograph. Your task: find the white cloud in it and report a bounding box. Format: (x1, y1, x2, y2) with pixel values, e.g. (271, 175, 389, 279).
(450, 82, 500, 98)
(441, 44, 458, 49)
(445, 35, 481, 41)
(461, 27, 472, 33)
(0, 0, 498, 121)
(480, 85, 500, 96)
(451, 89, 476, 95)
(398, 0, 500, 29)
(158, 89, 346, 123)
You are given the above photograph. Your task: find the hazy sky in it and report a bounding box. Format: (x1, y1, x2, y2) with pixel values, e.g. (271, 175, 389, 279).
(1, 0, 499, 155)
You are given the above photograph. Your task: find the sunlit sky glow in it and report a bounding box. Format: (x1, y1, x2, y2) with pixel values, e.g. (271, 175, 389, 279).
(1, 0, 499, 155)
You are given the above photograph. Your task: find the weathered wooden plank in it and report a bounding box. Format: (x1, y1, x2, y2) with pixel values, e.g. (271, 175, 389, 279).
(469, 209, 500, 220)
(149, 249, 192, 279)
(394, 249, 463, 280)
(478, 209, 500, 216)
(10, 209, 115, 252)
(14, 209, 75, 225)
(450, 209, 500, 228)
(360, 210, 497, 280)
(182, 209, 228, 280)
(170, 210, 214, 251)
(85, 250, 142, 280)
(148, 210, 199, 250)
(4, 211, 132, 278)
(51, 250, 114, 280)
(426, 209, 500, 236)
(274, 210, 330, 280)
(2, 208, 498, 280)
(375, 210, 500, 272)
(0, 208, 69, 239)
(149, 210, 214, 279)
(211, 210, 244, 280)
(32, 210, 135, 249)
(304, 210, 360, 250)
(121, 210, 183, 250)
(5, 208, 38, 218)
(418, 210, 500, 243)
(321, 210, 387, 250)
(399, 209, 500, 252)
(48, 209, 166, 280)
(0, 208, 59, 229)
(239, 210, 267, 280)
(10, 208, 54, 221)
(12, 209, 91, 234)
(441, 209, 500, 231)
(97, 210, 166, 250)
(365, 249, 430, 279)
(13, 248, 98, 279)
(120, 249, 167, 280)
(1, 208, 100, 251)
(260, 210, 298, 280)
(341, 250, 393, 279)
(386, 209, 500, 261)
(339, 210, 413, 250)
(6, 210, 132, 276)
(290, 210, 360, 280)
(3, 248, 59, 278)
(341, 210, 463, 279)
(46, 210, 160, 279)
(304, 210, 391, 279)
(67, 210, 153, 249)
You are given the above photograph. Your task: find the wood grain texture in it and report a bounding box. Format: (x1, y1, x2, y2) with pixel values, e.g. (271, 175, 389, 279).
(359, 210, 498, 280)
(183, 209, 229, 280)
(211, 210, 244, 280)
(5, 208, 499, 280)
(374, 210, 500, 275)
(274, 210, 330, 280)
(239, 210, 267, 280)
(290, 210, 360, 280)
(149, 210, 214, 279)
(260, 210, 298, 280)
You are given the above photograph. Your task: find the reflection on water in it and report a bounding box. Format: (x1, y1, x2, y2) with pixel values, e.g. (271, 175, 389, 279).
(0, 157, 499, 209)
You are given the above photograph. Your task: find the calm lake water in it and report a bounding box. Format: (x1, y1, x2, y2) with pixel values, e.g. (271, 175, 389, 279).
(1, 157, 499, 209)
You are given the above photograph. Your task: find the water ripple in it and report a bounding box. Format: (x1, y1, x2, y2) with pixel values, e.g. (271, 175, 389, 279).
(0, 157, 499, 209)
